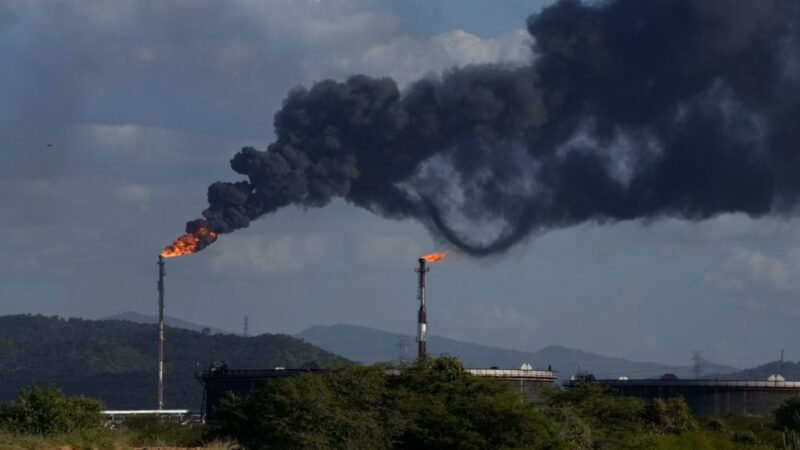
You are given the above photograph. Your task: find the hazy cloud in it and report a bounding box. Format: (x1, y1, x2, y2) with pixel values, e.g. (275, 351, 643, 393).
(705, 247, 800, 294)
(112, 185, 152, 211)
(0, 224, 110, 276)
(468, 304, 538, 332)
(207, 234, 325, 275)
(357, 235, 424, 265)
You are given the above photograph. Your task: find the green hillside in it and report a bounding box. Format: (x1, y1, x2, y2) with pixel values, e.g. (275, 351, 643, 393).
(0, 315, 347, 410)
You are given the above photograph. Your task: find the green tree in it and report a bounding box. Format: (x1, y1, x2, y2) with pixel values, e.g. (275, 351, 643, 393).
(0, 385, 103, 436)
(390, 356, 558, 450)
(545, 382, 650, 449)
(548, 406, 593, 450)
(643, 398, 697, 435)
(216, 366, 395, 450)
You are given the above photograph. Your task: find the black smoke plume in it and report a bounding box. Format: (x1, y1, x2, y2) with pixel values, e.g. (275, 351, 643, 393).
(186, 0, 799, 256)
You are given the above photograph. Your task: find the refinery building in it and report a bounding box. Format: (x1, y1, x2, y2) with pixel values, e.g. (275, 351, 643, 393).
(579, 375, 800, 417)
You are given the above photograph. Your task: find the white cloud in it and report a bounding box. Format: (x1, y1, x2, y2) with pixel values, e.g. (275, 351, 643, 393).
(83, 0, 136, 26)
(207, 234, 325, 275)
(0, 224, 109, 275)
(133, 46, 157, 64)
(357, 234, 423, 265)
(638, 214, 800, 244)
(0, 179, 65, 226)
(704, 246, 800, 294)
(692, 214, 800, 241)
(467, 304, 538, 332)
(240, 0, 395, 39)
(10, 178, 61, 199)
(112, 184, 152, 211)
(75, 123, 246, 167)
(351, 29, 530, 86)
(299, 13, 395, 45)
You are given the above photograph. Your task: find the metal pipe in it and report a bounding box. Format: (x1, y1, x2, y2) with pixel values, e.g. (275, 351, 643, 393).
(415, 258, 429, 359)
(157, 255, 165, 410)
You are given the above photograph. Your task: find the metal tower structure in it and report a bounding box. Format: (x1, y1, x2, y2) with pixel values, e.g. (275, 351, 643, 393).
(157, 255, 166, 410)
(415, 258, 429, 359)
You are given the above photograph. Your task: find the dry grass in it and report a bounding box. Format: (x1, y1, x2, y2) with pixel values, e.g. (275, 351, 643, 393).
(126, 442, 236, 450)
(0, 431, 238, 450)
(200, 441, 237, 450)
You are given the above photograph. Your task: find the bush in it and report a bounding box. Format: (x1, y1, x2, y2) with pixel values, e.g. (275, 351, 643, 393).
(0, 386, 103, 436)
(731, 430, 758, 445)
(644, 398, 697, 434)
(704, 418, 726, 432)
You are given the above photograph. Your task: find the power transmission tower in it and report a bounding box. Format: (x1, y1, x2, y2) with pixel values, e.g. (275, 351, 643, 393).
(397, 336, 411, 363)
(243, 316, 249, 337)
(692, 351, 704, 379)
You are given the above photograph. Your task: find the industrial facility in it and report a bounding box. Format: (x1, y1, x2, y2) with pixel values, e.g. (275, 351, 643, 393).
(161, 252, 800, 422)
(172, 250, 800, 420)
(197, 364, 558, 422)
(194, 255, 556, 421)
(572, 376, 800, 417)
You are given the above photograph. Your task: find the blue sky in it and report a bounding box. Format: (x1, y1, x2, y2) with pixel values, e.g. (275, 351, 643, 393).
(1, 0, 798, 369)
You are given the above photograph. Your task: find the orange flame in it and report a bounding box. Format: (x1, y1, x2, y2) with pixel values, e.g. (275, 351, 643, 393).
(421, 252, 448, 263)
(160, 227, 218, 258)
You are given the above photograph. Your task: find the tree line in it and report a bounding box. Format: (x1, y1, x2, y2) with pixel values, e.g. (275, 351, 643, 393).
(213, 356, 800, 449)
(4, 356, 800, 449)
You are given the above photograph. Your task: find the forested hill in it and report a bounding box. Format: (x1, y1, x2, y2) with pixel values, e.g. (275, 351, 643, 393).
(0, 314, 347, 410)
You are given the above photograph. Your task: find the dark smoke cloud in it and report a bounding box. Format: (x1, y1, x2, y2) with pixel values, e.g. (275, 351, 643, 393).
(188, 0, 800, 257)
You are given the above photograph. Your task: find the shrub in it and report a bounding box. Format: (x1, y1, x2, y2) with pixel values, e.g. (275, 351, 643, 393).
(704, 418, 726, 432)
(644, 398, 697, 434)
(731, 430, 758, 445)
(0, 386, 103, 436)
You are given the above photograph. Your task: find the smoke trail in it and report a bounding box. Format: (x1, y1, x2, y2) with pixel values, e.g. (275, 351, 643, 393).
(186, 0, 799, 256)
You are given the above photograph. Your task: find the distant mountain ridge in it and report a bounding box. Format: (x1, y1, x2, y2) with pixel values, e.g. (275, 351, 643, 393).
(296, 324, 739, 380)
(713, 360, 800, 381)
(103, 311, 231, 335)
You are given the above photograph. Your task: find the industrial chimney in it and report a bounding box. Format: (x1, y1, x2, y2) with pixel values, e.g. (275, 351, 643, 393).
(156, 255, 165, 410)
(415, 258, 429, 359)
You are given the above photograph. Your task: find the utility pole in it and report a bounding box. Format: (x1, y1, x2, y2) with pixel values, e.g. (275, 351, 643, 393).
(243, 316, 249, 337)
